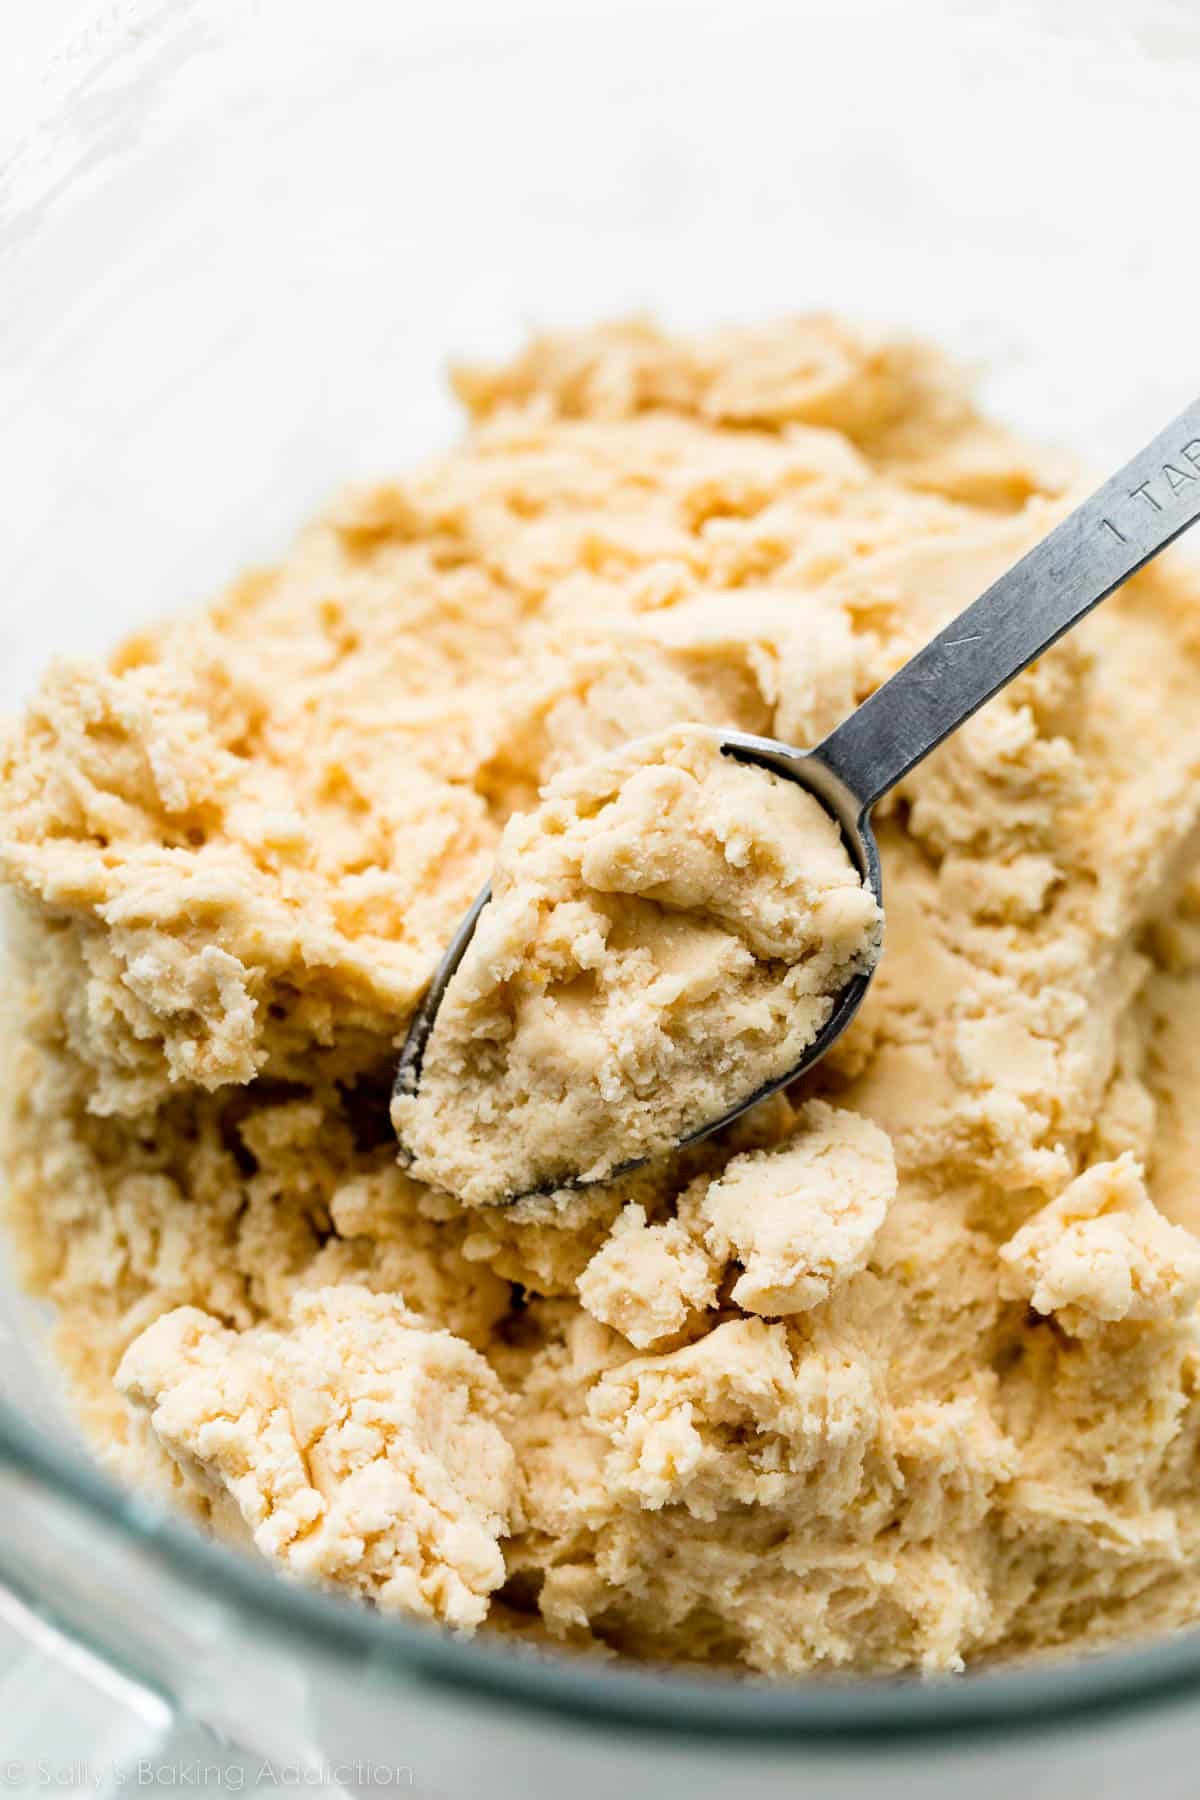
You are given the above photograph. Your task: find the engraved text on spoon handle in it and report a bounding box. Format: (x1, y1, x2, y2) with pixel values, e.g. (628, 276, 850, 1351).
(816, 396, 1200, 814)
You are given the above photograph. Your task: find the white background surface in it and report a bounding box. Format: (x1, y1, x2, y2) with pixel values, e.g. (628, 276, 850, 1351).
(0, 0, 88, 137)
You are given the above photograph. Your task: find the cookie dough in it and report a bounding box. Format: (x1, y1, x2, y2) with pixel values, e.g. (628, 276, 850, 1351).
(117, 1285, 515, 1628)
(395, 725, 880, 1204)
(7, 315, 1200, 1674)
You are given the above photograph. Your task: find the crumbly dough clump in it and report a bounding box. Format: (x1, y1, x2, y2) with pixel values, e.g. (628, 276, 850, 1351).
(395, 725, 879, 1203)
(116, 1285, 515, 1628)
(999, 1154, 1200, 1333)
(7, 315, 1200, 1674)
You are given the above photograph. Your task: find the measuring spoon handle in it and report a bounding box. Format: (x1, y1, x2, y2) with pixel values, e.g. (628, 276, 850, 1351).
(816, 396, 1200, 815)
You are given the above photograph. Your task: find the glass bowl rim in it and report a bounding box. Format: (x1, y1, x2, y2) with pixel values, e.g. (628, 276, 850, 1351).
(6, 1395, 1200, 1741)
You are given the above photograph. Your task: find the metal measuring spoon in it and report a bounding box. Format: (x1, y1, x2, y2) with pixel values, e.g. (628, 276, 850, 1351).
(395, 397, 1200, 1197)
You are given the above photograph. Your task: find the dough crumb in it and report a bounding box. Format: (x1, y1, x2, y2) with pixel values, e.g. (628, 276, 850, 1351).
(117, 1286, 515, 1629)
(577, 1203, 719, 1348)
(589, 1316, 881, 1518)
(691, 1099, 896, 1315)
(1000, 1154, 1200, 1330)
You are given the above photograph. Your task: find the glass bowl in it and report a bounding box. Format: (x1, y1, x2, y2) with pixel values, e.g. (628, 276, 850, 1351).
(4, 3, 1200, 1792)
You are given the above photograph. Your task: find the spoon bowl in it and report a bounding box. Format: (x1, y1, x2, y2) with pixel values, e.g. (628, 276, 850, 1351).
(392, 729, 886, 1200)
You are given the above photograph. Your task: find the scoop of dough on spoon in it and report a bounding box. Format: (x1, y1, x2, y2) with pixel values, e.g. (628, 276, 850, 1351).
(394, 396, 1200, 1205)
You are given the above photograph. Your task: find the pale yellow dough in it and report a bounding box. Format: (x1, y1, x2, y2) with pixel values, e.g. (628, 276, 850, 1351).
(7, 315, 1200, 1674)
(395, 725, 879, 1203)
(116, 1285, 515, 1628)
